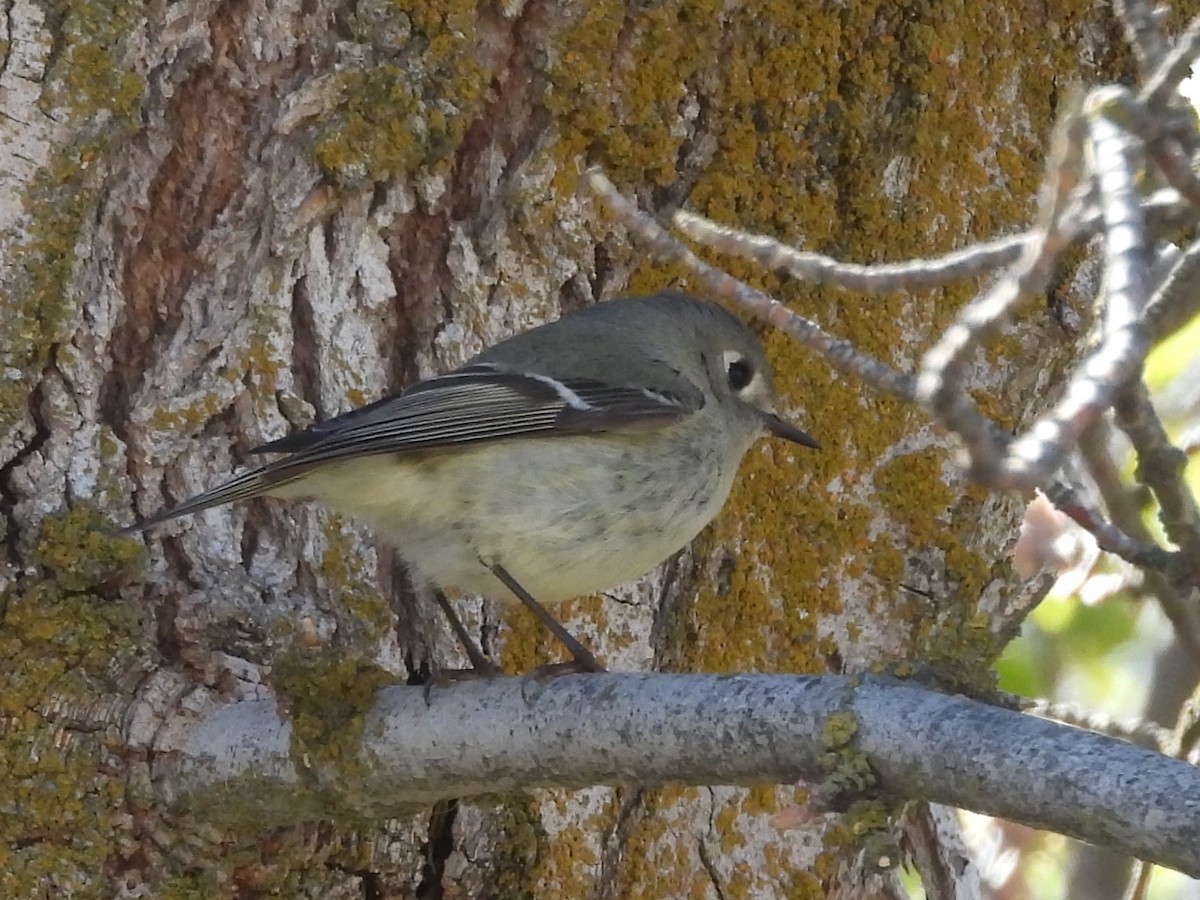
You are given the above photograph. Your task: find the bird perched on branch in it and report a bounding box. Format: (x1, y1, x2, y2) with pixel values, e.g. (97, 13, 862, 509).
(124, 292, 818, 673)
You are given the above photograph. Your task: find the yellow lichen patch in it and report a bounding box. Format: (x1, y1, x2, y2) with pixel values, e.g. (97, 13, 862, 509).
(0, 708, 121, 896)
(869, 541, 906, 587)
(917, 578, 1004, 692)
(488, 795, 550, 895)
(42, 0, 145, 121)
(942, 506, 996, 592)
(0, 0, 145, 429)
(269, 649, 398, 783)
(0, 513, 147, 895)
(604, 790, 701, 897)
(1, 153, 95, 432)
(872, 449, 954, 543)
(33, 506, 147, 594)
(742, 783, 779, 816)
(551, 821, 601, 867)
(606, 785, 836, 898)
(313, 68, 424, 182)
(546, 0, 729, 193)
(568, 593, 609, 644)
(311, 1, 486, 186)
(500, 599, 558, 674)
(516, 796, 608, 896)
(145, 393, 225, 436)
(3, 580, 143, 695)
(712, 802, 743, 854)
(239, 309, 290, 398)
(685, 445, 841, 673)
(318, 519, 394, 642)
(820, 800, 895, 859)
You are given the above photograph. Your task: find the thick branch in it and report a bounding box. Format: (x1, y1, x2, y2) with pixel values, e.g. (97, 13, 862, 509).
(154, 674, 1200, 875)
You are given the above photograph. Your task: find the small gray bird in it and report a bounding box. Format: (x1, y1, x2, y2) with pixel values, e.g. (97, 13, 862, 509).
(125, 292, 818, 672)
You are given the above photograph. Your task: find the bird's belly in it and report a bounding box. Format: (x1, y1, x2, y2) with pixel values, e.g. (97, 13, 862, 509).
(461, 504, 716, 602)
(288, 433, 735, 603)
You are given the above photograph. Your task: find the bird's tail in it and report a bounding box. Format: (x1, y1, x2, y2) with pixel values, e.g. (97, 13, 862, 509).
(120, 465, 299, 534)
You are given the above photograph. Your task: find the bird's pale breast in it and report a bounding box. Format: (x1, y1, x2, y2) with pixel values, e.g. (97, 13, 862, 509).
(278, 422, 748, 603)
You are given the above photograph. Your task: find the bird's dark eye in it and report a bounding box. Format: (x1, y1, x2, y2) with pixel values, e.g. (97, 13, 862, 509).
(726, 356, 754, 391)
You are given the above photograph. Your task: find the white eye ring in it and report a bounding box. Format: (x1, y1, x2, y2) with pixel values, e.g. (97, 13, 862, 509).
(724, 350, 755, 392)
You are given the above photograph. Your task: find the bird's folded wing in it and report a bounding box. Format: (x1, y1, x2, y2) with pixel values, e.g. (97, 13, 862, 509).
(252, 363, 702, 466)
(122, 365, 702, 533)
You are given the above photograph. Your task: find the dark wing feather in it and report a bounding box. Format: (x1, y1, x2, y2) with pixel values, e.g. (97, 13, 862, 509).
(258, 363, 700, 468)
(123, 364, 700, 533)
(252, 389, 410, 454)
(119, 465, 303, 533)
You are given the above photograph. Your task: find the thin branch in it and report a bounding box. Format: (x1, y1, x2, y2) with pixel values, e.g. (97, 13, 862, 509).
(1122, 860, 1154, 900)
(971, 88, 1152, 488)
(1025, 698, 1173, 750)
(1041, 479, 1177, 572)
(1141, 186, 1200, 232)
(155, 675, 1200, 877)
(672, 210, 1028, 292)
(916, 103, 1090, 487)
(584, 169, 919, 402)
(675, 189, 1192, 301)
(1112, 380, 1200, 561)
(1145, 233, 1200, 343)
(1079, 421, 1200, 655)
(1113, 82, 1200, 206)
(1114, 0, 1170, 77)
(1146, 138, 1200, 208)
(1140, 14, 1200, 114)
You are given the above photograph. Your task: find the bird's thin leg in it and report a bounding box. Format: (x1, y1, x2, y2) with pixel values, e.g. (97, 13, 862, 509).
(487, 561, 606, 673)
(431, 588, 498, 674)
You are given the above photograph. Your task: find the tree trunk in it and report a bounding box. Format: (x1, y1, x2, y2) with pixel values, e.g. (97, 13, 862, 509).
(0, 0, 1122, 895)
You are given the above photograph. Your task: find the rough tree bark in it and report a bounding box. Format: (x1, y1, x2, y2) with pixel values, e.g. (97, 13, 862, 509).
(0, 0, 1128, 896)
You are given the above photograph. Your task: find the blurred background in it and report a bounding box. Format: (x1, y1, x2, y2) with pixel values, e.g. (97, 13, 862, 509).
(955, 308, 1200, 899)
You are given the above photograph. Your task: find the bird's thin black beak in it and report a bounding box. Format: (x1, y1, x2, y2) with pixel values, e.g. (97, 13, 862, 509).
(761, 412, 820, 449)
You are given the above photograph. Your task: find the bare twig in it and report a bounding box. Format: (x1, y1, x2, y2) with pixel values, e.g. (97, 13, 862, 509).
(1040, 479, 1175, 571)
(1141, 15, 1200, 114)
(915, 103, 1089, 487)
(996, 90, 1153, 489)
(1147, 138, 1200, 207)
(1079, 422, 1200, 655)
(1078, 419, 1146, 533)
(1169, 683, 1200, 762)
(1112, 83, 1200, 206)
(1025, 698, 1173, 750)
(1112, 380, 1200, 561)
(673, 210, 1028, 292)
(1122, 860, 1154, 900)
(1145, 234, 1200, 342)
(584, 169, 920, 403)
(1114, 0, 1169, 76)
(676, 189, 1192, 301)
